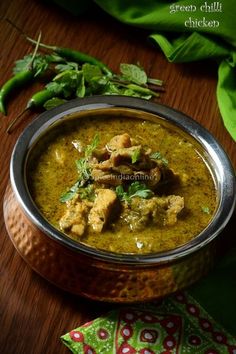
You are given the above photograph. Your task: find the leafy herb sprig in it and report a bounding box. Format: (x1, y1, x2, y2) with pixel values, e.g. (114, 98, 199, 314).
(150, 151, 168, 166)
(116, 181, 154, 203)
(43, 62, 162, 110)
(60, 134, 99, 202)
(2, 32, 165, 132)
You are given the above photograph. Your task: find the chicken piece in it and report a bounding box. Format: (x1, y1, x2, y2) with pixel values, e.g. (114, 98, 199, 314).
(146, 166, 162, 189)
(110, 146, 142, 166)
(91, 159, 114, 171)
(141, 195, 184, 226)
(88, 189, 117, 232)
(165, 195, 184, 226)
(121, 195, 184, 230)
(54, 148, 66, 165)
(91, 168, 122, 186)
(112, 165, 134, 175)
(92, 148, 109, 161)
(59, 198, 92, 237)
(106, 133, 132, 152)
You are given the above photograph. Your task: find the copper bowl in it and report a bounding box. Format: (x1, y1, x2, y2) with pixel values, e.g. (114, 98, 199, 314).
(3, 96, 236, 303)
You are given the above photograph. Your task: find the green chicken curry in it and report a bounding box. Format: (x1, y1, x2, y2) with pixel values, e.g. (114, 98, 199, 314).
(28, 113, 217, 254)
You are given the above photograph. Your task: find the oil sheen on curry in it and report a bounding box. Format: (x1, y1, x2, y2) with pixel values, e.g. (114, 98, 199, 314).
(28, 115, 217, 254)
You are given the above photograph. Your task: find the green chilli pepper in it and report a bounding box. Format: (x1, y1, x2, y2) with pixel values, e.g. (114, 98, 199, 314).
(26, 89, 56, 109)
(27, 37, 113, 77)
(0, 70, 33, 115)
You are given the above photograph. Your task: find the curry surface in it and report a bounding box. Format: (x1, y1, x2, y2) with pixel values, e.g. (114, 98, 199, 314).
(28, 114, 217, 254)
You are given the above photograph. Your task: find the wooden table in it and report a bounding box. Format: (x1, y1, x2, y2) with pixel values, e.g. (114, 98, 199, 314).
(0, 1, 235, 353)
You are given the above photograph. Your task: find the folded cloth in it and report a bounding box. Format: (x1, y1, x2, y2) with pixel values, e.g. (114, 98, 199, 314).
(61, 291, 236, 353)
(52, 0, 236, 140)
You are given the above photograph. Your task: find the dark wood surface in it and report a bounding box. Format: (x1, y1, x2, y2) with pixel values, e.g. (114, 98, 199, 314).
(0, 1, 235, 353)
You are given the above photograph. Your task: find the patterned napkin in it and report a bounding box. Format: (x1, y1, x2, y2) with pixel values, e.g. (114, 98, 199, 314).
(61, 291, 236, 353)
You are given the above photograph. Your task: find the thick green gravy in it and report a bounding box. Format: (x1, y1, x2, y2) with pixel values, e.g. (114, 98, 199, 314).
(28, 113, 217, 254)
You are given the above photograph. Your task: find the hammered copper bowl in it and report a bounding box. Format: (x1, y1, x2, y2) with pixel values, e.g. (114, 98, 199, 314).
(3, 96, 236, 303)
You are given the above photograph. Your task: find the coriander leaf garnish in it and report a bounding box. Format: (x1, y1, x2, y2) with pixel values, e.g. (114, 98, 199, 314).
(84, 133, 100, 157)
(201, 206, 210, 214)
(60, 180, 81, 202)
(75, 158, 91, 181)
(115, 185, 129, 202)
(131, 148, 141, 164)
(116, 181, 154, 202)
(13, 54, 49, 77)
(128, 181, 154, 199)
(150, 151, 168, 166)
(60, 135, 100, 203)
(77, 185, 95, 201)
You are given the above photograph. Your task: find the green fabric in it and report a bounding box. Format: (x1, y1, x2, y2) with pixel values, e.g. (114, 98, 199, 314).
(94, 0, 236, 141)
(189, 246, 236, 337)
(61, 291, 236, 353)
(94, 1, 236, 46)
(51, 0, 236, 140)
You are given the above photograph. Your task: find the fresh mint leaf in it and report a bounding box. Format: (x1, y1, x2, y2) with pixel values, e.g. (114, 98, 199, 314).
(53, 70, 84, 98)
(43, 97, 67, 110)
(46, 81, 63, 95)
(82, 63, 103, 83)
(120, 63, 147, 85)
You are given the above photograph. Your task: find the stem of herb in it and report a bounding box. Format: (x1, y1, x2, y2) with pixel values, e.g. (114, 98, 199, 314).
(147, 78, 163, 86)
(29, 31, 42, 69)
(127, 84, 160, 97)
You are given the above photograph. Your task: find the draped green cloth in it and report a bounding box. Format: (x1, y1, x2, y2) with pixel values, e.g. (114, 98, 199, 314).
(95, 0, 236, 140)
(52, 0, 236, 140)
